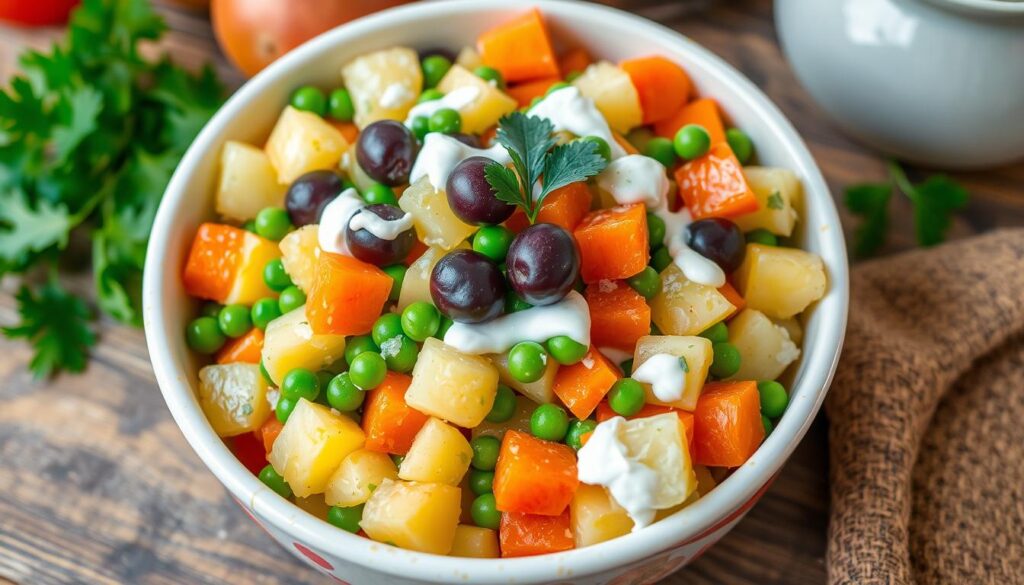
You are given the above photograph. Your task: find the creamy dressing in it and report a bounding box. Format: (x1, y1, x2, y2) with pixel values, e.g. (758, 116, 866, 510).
(379, 83, 415, 109)
(317, 188, 366, 256)
(528, 86, 626, 158)
(598, 347, 633, 367)
(442, 290, 590, 355)
(631, 353, 687, 402)
(410, 132, 512, 191)
(403, 86, 480, 127)
(577, 417, 660, 529)
(348, 207, 414, 241)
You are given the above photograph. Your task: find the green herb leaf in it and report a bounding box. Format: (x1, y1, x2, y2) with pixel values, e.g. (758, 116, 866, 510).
(766, 190, 784, 210)
(537, 140, 607, 202)
(844, 183, 891, 258)
(908, 175, 969, 247)
(2, 280, 95, 379)
(0, 190, 72, 266)
(679, 356, 690, 373)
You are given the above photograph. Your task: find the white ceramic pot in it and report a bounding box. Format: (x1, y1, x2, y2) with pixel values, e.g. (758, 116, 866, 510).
(776, 0, 1024, 170)
(142, 1, 849, 583)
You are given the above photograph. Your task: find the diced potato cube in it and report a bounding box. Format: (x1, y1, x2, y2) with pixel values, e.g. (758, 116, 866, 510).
(324, 449, 398, 507)
(436, 65, 518, 134)
(726, 308, 801, 382)
(600, 413, 696, 511)
(734, 167, 802, 237)
(571, 61, 643, 134)
(633, 335, 713, 411)
(694, 464, 717, 497)
(450, 525, 500, 558)
(197, 363, 271, 437)
(399, 418, 473, 486)
(269, 399, 365, 497)
(225, 231, 281, 305)
(265, 106, 349, 184)
(398, 242, 467, 310)
(774, 316, 803, 345)
(650, 264, 735, 336)
(278, 225, 320, 292)
(216, 141, 287, 222)
(360, 478, 461, 554)
(339, 148, 377, 193)
(405, 338, 499, 428)
(734, 244, 827, 319)
(491, 351, 559, 404)
(399, 177, 478, 251)
(341, 47, 422, 128)
(471, 393, 534, 440)
(571, 484, 634, 548)
(261, 305, 346, 385)
(455, 47, 483, 71)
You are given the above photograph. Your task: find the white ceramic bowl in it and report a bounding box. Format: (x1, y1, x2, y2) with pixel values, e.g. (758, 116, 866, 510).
(143, 2, 849, 583)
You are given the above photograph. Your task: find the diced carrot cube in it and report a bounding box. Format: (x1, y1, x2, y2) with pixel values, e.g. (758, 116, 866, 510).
(330, 121, 359, 144)
(361, 372, 429, 455)
(718, 281, 746, 317)
(613, 132, 639, 156)
(552, 347, 621, 420)
(692, 380, 765, 468)
(493, 430, 578, 516)
(675, 143, 759, 220)
(653, 98, 727, 144)
(478, 9, 560, 83)
(574, 204, 649, 283)
(558, 48, 591, 77)
(620, 56, 693, 125)
(259, 417, 284, 457)
(506, 77, 561, 107)
(306, 252, 392, 335)
(182, 223, 245, 303)
(585, 280, 651, 352)
(216, 328, 265, 365)
(499, 511, 574, 558)
(506, 181, 593, 234)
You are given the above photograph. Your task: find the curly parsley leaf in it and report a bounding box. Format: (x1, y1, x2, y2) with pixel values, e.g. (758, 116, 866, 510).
(3, 281, 95, 379)
(902, 172, 969, 247)
(0, 190, 72, 266)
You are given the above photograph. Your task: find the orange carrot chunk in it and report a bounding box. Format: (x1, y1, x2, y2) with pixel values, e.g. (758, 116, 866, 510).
(653, 98, 727, 144)
(330, 121, 359, 144)
(574, 203, 649, 283)
(478, 8, 560, 83)
(621, 56, 693, 125)
(558, 47, 592, 77)
(361, 372, 428, 455)
(182, 223, 246, 303)
(718, 281, 747, 317)
(692, 380, 765, 468)
(493, 430, 578, 516)
(259, 417, 284, 457)
(500, 511, 574, 558)
(306, 252, 392, 336)
(586, 281, 651, 352)
(506, 76, 562, 107)
(216, 328, 265, 365)
(506, 181, 593, 234)
(675, 143, 759, 220)
(552, 347, 621, 420)
(613, 132, 639, 156)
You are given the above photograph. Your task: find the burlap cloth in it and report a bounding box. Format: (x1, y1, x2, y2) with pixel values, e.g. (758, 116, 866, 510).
(826, 229, 1024, 584)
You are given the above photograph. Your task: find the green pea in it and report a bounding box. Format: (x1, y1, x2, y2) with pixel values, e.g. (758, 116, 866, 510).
(470, 435, 501, 471)
(437, 316, 454, 339)
(508, 341, 548, 383)
(263, 258, 293, 292)
(650, 246, 672, 272)
(762, 415, 774, 435)
(726, 128, 754, 165)
(282, 368, 320, 402)
(620, 358, 634, 377)
(290, 85, 326, 116)
(485, 384, 517, 423)
(429, 108, 462, 134)
(647, 212, 666, 248)
(710, 342, 741, 378)
(258, 464, 292, 498)
(349, 351, 387, 390)
(673, 124, 711, 160)
(254, 207, 293, 241)
(422, 55, 453, 88)
(277, 285, 306, 314)
(626, 267, 661, 300)
(242, 220, 258, 233)
(390, 454, 405, 467)
(200, 301, 223, 319)
(411, 116, 430, 142)
(327, 88, 354, 122)
(186, 316, 226, 354)
(565, 419, 597, 451)
(372, 313, 405, 347)
(746, 229, 778, 246)
(530, 403, 570, 442)
(260, 361, 274, 384)
(546, 336, 588, 365)
(468, 469, 495, 496)
(699, 322, 729, 344)
(217, 304, 252, 338)
(383, 265, 407, 302)
(316, 370, 334, 395)
(472, 225, 514, 263)
(608, 378, 645, 416)
(758, 380, 789, 419)
(505, 293, 533, 314)
(644, 137, 678, 168)
(363, 183, 398, 206)
(473, 65, 505, 89)
(381, 335, 418, 374)
(580, 135, 612, 162)
(251, 298, 282, 330)
(417, 88, 445, 103)
(326, 372, 365, 412)
(344, 335, 379, 365)
(275, 396, 297, 423)
(401, 302, 441, 342)
(327, 504, 363, 533)
(546, 81, 571, 95)
(565, 70, 582, 82)
(470, 493, 501, 530)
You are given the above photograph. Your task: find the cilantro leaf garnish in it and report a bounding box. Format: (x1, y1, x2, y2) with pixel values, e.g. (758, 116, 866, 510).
(485, 112, 607, 223)
(678, 356, 690, 373)
(766, 190, 784, 210)
(844, 183, 891, 258)
(3, 280, 95, 379)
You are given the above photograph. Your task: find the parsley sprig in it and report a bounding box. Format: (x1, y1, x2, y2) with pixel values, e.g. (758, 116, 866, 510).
(484, 112, 608, 223)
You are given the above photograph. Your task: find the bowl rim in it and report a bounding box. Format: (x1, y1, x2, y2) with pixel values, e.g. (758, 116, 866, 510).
(143, 0, 849, 581)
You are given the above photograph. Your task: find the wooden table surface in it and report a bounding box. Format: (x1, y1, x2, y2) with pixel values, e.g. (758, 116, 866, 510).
(1, 1, 1021, 584)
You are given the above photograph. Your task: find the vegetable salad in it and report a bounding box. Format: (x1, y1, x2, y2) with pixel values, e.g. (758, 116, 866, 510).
(181, 8, 827, 559)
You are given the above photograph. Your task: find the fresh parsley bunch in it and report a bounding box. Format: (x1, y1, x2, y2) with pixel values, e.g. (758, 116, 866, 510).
(0, 0, 224, 377)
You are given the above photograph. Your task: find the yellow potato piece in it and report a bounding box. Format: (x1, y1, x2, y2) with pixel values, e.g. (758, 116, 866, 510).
(342, 47, 423, 128)
(197, 363, 271, 438)
(278, 225, 320, 293)
(261, 305, 346, 386)
(633, 335, 713, 411)
(734, 167, 802, 237)
(269, 399, 365, 497)
(405, 338, 499, 428)
(727, 308, 801, 382)
(572, 61, 643, 134)
(399, 177, 478, 251)
(360, 479, 461, 555)
(449, 525, 499, 558)
(324, 449, 398, 508)
(436, 65, 517, 134)
(571, 484, 634, 548)
(216, 141, 286, 222)
(650, 264, 735, 336)
(265, 106, 348, 185)
(399, 418, 473, 486)
(733, 244, 827, 319)
(224, 231, 281, 305)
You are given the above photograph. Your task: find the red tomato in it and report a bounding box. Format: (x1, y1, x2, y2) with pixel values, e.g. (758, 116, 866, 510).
(211, 0, 411, 78)
(0, 0, 79, 26)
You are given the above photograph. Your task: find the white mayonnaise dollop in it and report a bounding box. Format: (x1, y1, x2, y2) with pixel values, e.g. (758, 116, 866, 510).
(410, 132, 512, 191)
(528, 86, 626, 159)
(631, 353, 687, 402)
(403, 86, 480, 127)
(317, 188, 366, 256)
(577, 417, 660, 529)
(443, 290, 590, 355)
(348, 208, 414, 241)
(379, 83, 415, 109)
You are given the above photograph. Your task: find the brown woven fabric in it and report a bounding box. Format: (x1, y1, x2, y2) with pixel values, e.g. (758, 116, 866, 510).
(826, 229, 1024, 585)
